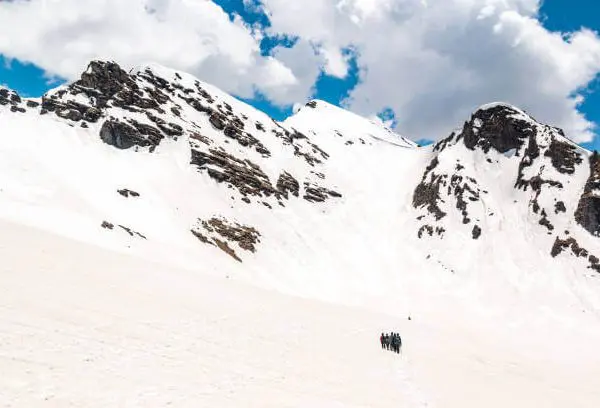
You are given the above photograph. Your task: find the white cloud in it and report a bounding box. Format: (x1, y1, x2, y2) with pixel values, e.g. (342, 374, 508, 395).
(318, 45, 350, 78)
(0, 0, 305, 103)
(1, 0, 600, 143)
(259, 0, 600, 142)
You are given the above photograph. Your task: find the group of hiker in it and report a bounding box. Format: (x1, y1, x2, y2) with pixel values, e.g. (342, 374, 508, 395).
(380, 332, 402, 353)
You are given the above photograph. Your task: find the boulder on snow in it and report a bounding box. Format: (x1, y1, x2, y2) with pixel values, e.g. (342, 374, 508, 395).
(100, 120, 152, 149)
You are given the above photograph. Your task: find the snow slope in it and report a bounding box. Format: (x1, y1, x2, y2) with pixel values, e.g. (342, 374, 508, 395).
(1, 62, 600, 406)
(2, 219, 600, 408)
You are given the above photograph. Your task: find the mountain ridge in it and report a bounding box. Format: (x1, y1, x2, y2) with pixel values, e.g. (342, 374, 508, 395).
(0, 60, 599, 303)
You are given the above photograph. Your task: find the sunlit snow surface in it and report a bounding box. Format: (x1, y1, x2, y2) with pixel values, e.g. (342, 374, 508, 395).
(0, 65, 600, 407)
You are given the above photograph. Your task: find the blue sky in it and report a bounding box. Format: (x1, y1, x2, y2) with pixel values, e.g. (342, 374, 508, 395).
(538, 0, 600, 151)
(0, 0, 598, 150)
(213, 0, 361, 122)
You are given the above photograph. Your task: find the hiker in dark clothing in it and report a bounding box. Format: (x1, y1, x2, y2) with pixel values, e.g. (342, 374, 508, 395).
(389, 332, 401, 353)
(394, 333, 402, 353)
(380, 331, 402, 354)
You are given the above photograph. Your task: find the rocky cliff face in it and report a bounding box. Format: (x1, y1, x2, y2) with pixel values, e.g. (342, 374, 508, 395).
(575, 152, 600, 237)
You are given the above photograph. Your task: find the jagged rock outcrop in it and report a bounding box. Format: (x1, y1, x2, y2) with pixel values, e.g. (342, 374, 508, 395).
(276, 172, 300, 199)
(551, 235, 600, 271)
(100, 119, 160, 149)
(413, 157, 447, 223)
(461, 104, 536, 154)
(31, 60, 341, 207)
(190, 148, 277, 199)
(0, 88, 26, 113)
(117, 189, 140, 198)
(191, 217, 261, 262)
(575, 152, 600, 237)
(303, 182, 342, 203)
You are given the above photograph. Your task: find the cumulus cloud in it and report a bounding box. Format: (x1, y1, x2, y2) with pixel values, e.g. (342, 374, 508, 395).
(1, 0, 600, 143)
(260, 0, 600, 142)
(0, 0, 308, 103)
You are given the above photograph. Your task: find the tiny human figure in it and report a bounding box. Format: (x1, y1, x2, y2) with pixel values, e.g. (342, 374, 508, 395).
(380, 332, 385, 349)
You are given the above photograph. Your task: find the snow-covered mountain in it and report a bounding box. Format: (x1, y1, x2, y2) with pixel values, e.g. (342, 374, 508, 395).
(1, 61, 600, 407)
(1, 61, 597, 286)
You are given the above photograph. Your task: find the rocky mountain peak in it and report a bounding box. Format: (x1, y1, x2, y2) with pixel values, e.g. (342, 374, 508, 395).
(461, 103, 537, 154)
(77, 60, 135, 99)
(415, 100, 598, 272)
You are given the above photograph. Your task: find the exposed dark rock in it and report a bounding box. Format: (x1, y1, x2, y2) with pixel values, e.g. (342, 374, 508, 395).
(205, 218, 260, 252)
(555, 201, 566, 214)
(184, 97, 213, 114)
(305, 100, 317, 108)
(472, 225, 482, 239)
(191, 148, 277, 198)
(413, 157, 447, 221)
(269, 125, 329, 166)
(449, 173, 480, 225)
(413, 174, 447, 221)
(418, 225, 434, 238)
(41, 61, 171, 127)
(26, 100, 39, 108)
(539, 213, 554, 231)
(79, 61, 136, 102)
(118, 224, 147, 239)
(575, 152, 600, 237)
(549, 235, 599, 274)
(276, 172, 300, 199)
(185, 95, 271, 156)
(145, 112, 183, 136)
(551, 236, 587, 258)
(513, 131, 565, 229)
(100, 119, 159, 149)
(117, 189, 140, 198)
(189, 132, 212, 146)
(191, 217, 261, 262)
(462, 105, 535, 154)
(303, 182, 342, 203)
(209, 112, 226, 130)
(433, 132, 454, 152)
(544, 138, 583, 175)
(1, 88, 23, 107)
(101, 221, 114, 230)
(10, 106, 26, 113)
